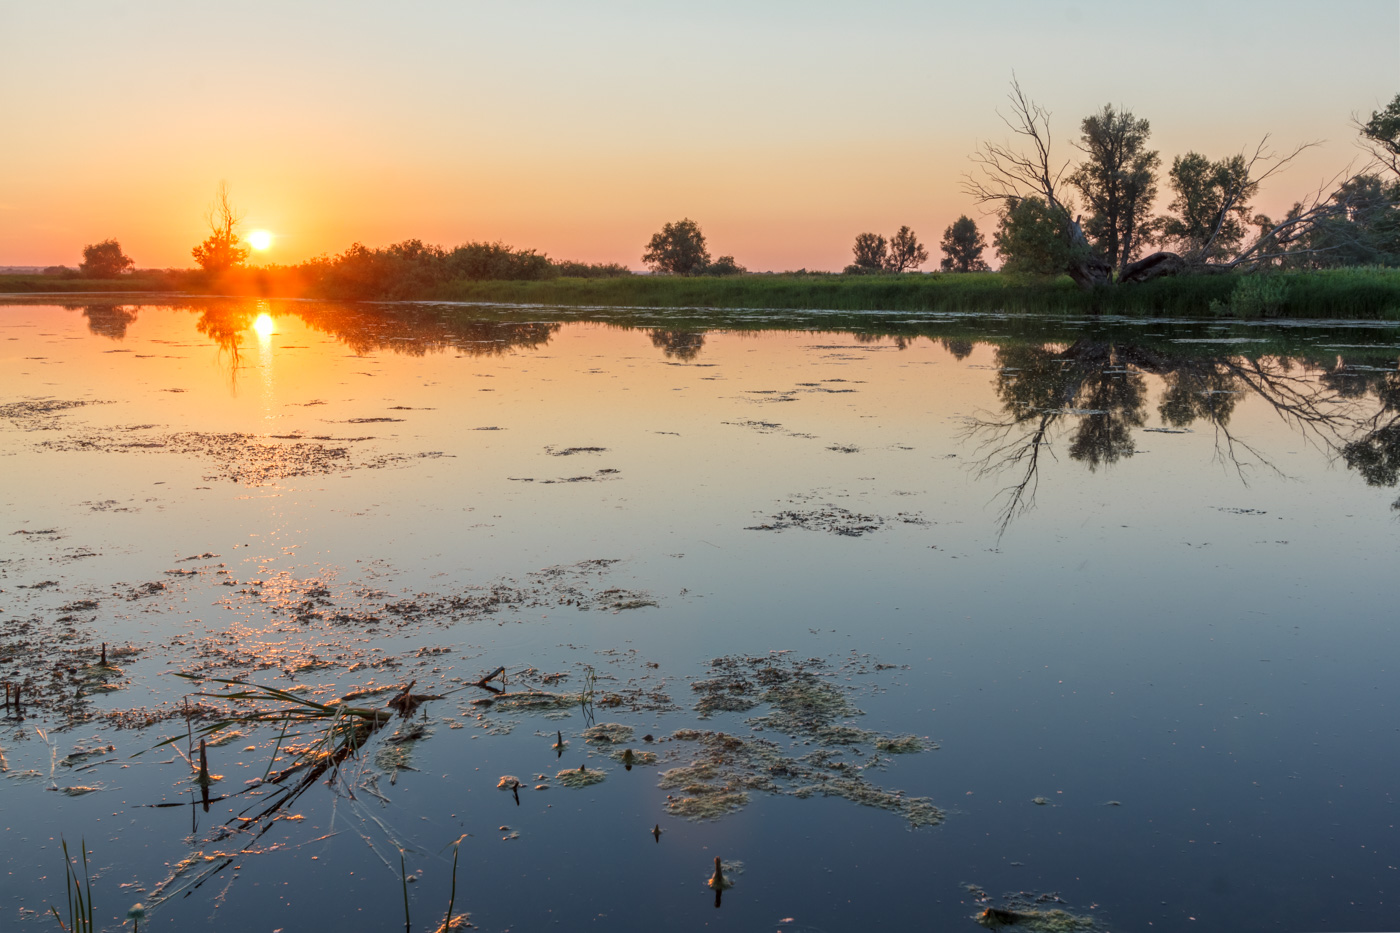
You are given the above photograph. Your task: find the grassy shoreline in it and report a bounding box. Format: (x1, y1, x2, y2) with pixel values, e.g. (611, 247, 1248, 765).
(2, 268, 1398, 319)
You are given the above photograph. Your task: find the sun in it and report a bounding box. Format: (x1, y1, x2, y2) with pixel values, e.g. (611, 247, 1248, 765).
(253, 313, 275, 337)
(247, 230, 273, 251)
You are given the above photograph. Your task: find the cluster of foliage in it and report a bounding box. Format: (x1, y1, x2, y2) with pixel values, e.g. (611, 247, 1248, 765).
(974, 85, 1400, 285)
(642, 218, 746, 276)
(939, 216, 990, 272)
(843, 226, 928, 274)
(79, 239, 134, 278)
(191, 181, 250, 273)
(304, 240, 636, 299)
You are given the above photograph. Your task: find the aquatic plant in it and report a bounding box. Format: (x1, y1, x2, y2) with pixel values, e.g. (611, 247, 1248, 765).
(48, 838, 95, 933)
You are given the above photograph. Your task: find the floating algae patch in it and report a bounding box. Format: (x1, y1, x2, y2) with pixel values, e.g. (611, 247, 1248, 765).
(610, 747, 657, 767)
(694, 654, 871, 742)
(556, 765, 606, 787)
(964, 885, 1098, 932)
(874, 734, 929, 754)
(583, 722, 634, 745)
(488, 690, 581, 713)
(660, 728, 943, 827)
(791, 777, 943, 828)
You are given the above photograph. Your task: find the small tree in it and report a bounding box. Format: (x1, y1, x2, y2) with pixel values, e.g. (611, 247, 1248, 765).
(191, 181, 250, 273)
(704, 255, 746, 276)
(79, 239, 134, 278)
(1160, 153, 1258, 261)
(994, 197, 1089, 275)
(886, 226, 929, 272)
(643, 218, 710, 275)
(939, 216, 989, 272)
(847, 232, 888, 273)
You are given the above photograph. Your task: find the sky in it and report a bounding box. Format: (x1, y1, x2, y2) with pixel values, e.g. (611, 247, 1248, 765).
(1, 0, 1396, 272)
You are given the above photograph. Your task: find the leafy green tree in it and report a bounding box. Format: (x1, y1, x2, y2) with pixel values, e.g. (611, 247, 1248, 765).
(704, 255, 746, 276)
(1069, 105, 1160, 276)
(643, 218, 710, 275)
(886, 226, 929, 272)
(939, 216, 989, 272)
(191, 182, 250, 273)
(1359, 93, 1400, 178)
(1160, 153, 1258, 261)
(846, 232, 888, 273)
(79, 239, 134, 278)
(1290, 174, 1400, 267)
(993, 197, 1089, 275)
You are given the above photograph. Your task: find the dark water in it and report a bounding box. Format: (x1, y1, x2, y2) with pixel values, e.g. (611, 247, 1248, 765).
(2, 298, 1398, 932)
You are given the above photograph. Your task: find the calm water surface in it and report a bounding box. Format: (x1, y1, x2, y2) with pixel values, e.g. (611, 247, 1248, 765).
(2, 298, 1398, 932)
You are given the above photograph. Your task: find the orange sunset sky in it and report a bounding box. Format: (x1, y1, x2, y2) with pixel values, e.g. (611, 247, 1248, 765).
(1, 1, 1395, 272)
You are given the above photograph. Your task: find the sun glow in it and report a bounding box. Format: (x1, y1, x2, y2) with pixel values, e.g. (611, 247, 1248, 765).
(253, 313, 275, 337)
(247, 230, 273, 251)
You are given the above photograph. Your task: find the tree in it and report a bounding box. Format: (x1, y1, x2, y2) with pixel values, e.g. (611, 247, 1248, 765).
(964, 78, 1110, 288)
(1358, 93, 1400, 178)
(1288, 174, 1400, 268)
(847, 232, 888, 273)
(704, 255, 746, 276)
(939, 216, 989, 272)
(643, 218, 710, 275)
(886, 226, 929, 272)
(79, 239, 134, 278)
(1068, 105, 1160, 277)
(191, 181, 250, 273)
(966, 78, 1347, 286)
(993, 197, 1088, 275)
(1159, 152, 1257, 261)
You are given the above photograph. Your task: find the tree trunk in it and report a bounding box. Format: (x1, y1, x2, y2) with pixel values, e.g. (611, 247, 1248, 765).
(1065, 216, 1113, 289)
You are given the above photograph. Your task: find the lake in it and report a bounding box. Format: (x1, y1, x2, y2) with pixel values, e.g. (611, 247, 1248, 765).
(2, 297, 1398, 932)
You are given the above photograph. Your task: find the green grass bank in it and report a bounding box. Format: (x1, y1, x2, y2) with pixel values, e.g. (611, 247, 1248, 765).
(4, 267, 1398, 319)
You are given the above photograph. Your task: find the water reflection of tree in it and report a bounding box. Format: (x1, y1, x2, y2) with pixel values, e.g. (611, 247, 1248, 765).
(1340, 369, 1400, 509)
(649, 329, 706, 361)
(964, 340, 1376, 532)
(71, 303, 139, 339)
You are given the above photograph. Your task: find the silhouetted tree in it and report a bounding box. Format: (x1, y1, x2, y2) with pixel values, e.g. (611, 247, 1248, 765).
(1160, 153, 1259, 261)
(846, 232, 888, 273)
(191, 181, 250, 273)
(1358, 93, 1400, 178)
(1069, 105, 1160, 276)
(886, 226, 929, 272)
(704, 255, 746, 276)
(939, 216, 989, 272)
(79, 239, 134, 278)
(967, 78, 1346, 286)
(994, 197, 1088, 275)
(643, 219, 710, 275)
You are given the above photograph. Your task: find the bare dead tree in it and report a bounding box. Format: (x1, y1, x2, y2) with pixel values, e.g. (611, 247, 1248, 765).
(963, 78, 1112, 289)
